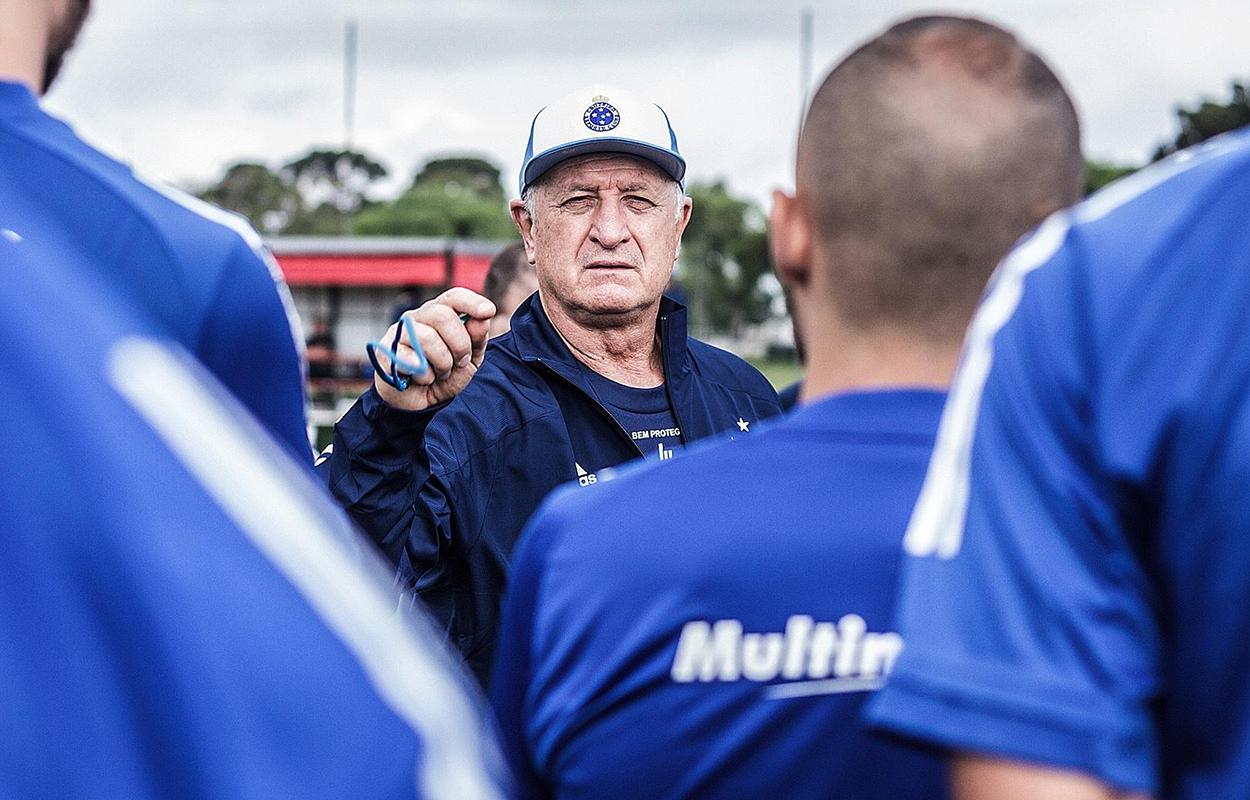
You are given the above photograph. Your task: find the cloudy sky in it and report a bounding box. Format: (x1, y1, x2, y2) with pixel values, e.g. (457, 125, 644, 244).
(44, 0, 1247, 207)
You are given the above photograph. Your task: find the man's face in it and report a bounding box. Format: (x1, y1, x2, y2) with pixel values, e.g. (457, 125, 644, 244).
(513, 154, 692, 327)
(43, 0, 91, 93)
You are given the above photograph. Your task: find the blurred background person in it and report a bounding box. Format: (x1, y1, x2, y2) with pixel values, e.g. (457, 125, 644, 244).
(305, 315, 339, 379)
(482, 241, 539, 338)
(322, 85, 781, 684)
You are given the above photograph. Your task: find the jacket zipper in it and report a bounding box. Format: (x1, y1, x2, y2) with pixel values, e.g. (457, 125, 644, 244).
(657, 313, 690, 445)
(532, 358, 645, 459)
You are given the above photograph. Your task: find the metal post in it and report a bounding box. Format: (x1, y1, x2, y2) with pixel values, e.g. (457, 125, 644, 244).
(344, 20, 358, 150)
(799, 9, 813, 123)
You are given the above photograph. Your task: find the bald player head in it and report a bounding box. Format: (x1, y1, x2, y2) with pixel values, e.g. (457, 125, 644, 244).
(772, 15, 1082, 399)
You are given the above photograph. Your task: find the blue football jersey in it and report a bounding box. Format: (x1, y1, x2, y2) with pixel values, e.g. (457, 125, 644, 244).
(491, 390, 949, 799)
(868, 130, 1250, 798)
(0, 80, 310, 462)
(0, 237, 507, 799)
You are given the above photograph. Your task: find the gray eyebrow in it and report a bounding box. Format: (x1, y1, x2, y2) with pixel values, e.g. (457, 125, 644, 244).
(617, 182, 663, 194)
(553, 182, 661, 195)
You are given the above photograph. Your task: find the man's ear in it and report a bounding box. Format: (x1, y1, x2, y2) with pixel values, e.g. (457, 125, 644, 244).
(770, 190, 812, 290)
(509, 199, 538, 264)
(667, 193, 694, 265)
(675, 193, 693, 240)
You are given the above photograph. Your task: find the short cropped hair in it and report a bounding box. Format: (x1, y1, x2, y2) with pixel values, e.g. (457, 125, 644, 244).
(482, 241, 535, 308)
(798, 15, 1083, 342)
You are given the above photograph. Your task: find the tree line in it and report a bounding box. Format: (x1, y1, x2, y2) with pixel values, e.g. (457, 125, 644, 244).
(197, 79, 1249, 335)
(1084, 79, 1250, 193)
(195, 150, 775, 335)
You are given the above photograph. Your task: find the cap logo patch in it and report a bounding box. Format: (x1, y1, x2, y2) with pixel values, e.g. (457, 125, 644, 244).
(583, 95, 620, 132)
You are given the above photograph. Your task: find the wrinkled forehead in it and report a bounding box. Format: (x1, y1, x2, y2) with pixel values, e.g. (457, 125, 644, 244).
(536, 153, 675, 194)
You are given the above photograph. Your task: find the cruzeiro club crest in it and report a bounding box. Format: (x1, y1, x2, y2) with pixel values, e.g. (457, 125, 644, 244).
(583, 95, 620, 132)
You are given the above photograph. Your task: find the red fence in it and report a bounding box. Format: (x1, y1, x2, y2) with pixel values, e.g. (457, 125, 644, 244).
(268, 237, 502, 290)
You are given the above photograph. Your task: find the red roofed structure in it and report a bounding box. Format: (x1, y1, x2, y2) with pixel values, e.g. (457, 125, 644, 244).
(270, 236, 500, 289)
(266, 236, 512, 443)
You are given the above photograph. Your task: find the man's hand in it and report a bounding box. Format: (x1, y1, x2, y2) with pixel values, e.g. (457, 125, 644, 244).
(374, 288, 495, 412)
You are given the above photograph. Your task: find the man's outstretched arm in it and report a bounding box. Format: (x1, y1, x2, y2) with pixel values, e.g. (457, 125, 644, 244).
(954, 755, 1150, 800)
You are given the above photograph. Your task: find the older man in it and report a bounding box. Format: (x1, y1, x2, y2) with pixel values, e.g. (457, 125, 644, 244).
(488, 17, 1083, 798)
(323, 85, 782, 683)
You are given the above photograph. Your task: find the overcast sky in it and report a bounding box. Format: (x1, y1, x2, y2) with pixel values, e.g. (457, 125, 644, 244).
(43, 0, 1247, 207)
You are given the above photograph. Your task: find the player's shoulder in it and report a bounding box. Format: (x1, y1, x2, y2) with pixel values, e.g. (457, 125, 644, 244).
(1077, 128, 1250, 229)
(114, 169, 271, 270)
(0, 238, 160, 449)
(1065, 129, 1250, 268)
(10, 104, 268, 271)
(0, 238, 120, 350)
(990, 130, 1250, 353)
(510, 416, 816, 628)
(530, 415, 788, 552)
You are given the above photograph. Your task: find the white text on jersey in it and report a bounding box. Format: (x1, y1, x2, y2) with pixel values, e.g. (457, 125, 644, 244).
(670, 614, 902, 694)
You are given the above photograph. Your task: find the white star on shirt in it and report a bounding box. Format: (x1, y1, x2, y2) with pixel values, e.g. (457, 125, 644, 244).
(736, 417, 750, 432)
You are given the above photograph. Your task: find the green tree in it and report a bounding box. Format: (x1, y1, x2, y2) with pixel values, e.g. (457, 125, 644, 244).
(1084, 159, 1137, 196)
(281, 148, 389, 235)
(1154, 80, 1250, 160)
(410, 157, 507, 201)
(677, 181, 772, 337)
(282, 149, 388, 212)
(197, 148, 389, 236)
(196, 161, 299, 234)
(352, 156, 515, 238)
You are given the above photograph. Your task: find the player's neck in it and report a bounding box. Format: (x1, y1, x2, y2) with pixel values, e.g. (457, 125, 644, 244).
(0, 5, 51, 95)
(799, 317, 959, 402)
(543, 297, 664, 388)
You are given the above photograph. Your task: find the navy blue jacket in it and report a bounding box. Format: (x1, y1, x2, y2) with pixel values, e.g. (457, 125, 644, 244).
(325, 294, 782, 682)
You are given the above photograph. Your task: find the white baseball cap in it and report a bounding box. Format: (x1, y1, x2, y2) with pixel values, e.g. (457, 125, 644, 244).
(519, 84, 686, 195)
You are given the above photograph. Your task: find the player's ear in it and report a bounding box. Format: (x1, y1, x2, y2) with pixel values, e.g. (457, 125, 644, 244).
(770, 190, 812, 290)
(509, 199, 539, 265)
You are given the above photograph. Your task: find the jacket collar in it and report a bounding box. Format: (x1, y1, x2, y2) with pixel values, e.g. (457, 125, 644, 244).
(508, 292, 691, 386)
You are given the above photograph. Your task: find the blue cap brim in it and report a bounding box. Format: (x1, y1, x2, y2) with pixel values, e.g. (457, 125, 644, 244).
(521, 138, 686, 194)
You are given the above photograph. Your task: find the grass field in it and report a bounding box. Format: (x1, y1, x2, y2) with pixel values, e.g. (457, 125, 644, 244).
(748, 358, 804, 391)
